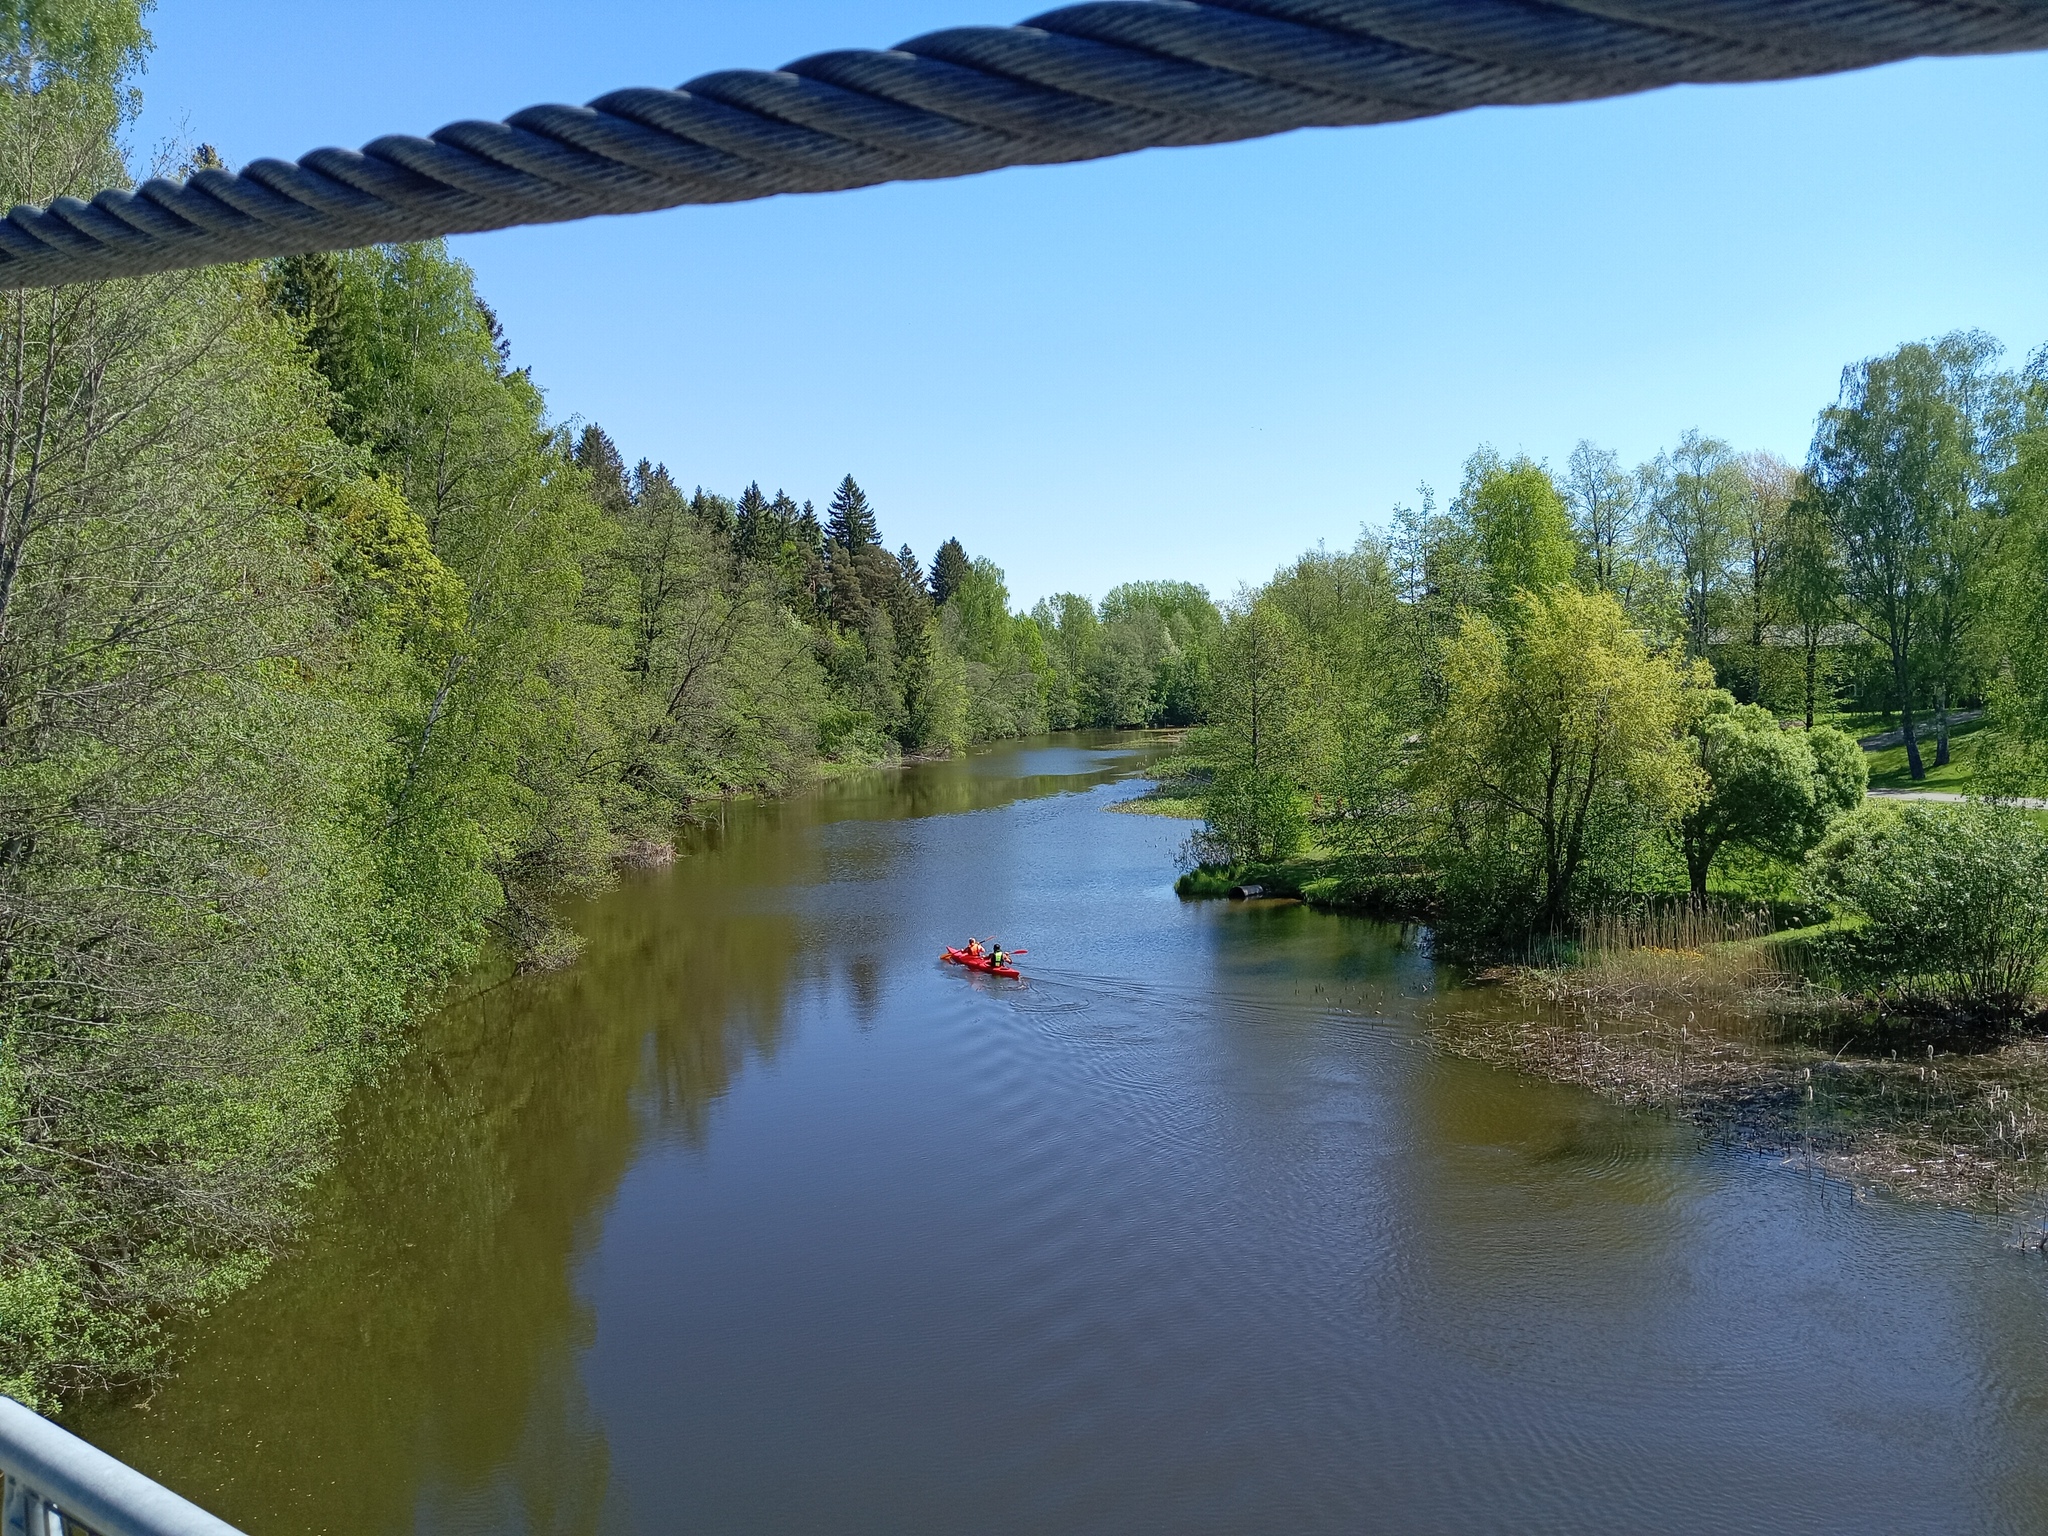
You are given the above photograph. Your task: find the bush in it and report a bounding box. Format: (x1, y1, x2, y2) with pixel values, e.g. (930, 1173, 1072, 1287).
(1189, 767, 1308, 864)
(1803, 804, 2048, 1018)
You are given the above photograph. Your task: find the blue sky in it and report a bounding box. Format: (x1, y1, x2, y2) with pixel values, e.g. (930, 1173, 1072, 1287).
(131, 3, 2048, 608)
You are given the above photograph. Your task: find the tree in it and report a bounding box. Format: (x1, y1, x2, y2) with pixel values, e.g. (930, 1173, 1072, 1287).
(1420, 587, 1703, 929)
(0, 0, 149, 227)
(1099, 580, 1221, 726)
(1388, 483, 1482, 716)
(1671, 695, 1865, 897)
(1031, 592, 1098, 729)
(1457, 449, 1578, 610)
(930, 538, 971, 605)
(1259, 542, 1405, 835)
(573, 426, 632, 521)
(1921, 333, 2014, 766)
(1086, 617, 1159, 727)
(1563, 440, 1638, 594)
(940, 558, 1049, 741)
(1191, 604, 1326, 863)
(1770, 478, 1844, 728)
(1806, 804, 2048, 1019)
(1991, 349, 2048, 787)
(0, 0, 436, 1404)
(1723, 452, 1795, 704)
(1647, 430, 1743, 661)
(1808, 337, 1994, 781)
(826, 475, 879, 550)
(734, 482, 773, 564)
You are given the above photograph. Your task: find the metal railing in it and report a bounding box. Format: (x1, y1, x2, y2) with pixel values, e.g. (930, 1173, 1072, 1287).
(1, 1398, 245, 1536)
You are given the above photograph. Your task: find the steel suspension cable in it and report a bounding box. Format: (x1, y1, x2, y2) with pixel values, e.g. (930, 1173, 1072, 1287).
(5, 0, 2047, 289)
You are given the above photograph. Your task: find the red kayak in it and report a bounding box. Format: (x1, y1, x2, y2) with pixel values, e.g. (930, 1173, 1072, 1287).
(942, 947, 1022, 979)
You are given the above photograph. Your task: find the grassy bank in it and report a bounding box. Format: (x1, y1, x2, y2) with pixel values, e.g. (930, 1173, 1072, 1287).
(1864, 714, 1999, 793)
(1175, 856, 1440, 920)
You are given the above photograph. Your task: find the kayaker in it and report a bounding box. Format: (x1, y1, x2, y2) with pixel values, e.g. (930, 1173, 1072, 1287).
(965, 937, 985, 961)
(990, 942, 1009, 970)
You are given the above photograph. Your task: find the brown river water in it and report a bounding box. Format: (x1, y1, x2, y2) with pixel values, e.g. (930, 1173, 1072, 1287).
(78, 734, 2048, 1533)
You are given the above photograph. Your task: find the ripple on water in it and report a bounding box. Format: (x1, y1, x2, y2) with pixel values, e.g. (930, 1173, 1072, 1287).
(81, 736, 2048, 1536)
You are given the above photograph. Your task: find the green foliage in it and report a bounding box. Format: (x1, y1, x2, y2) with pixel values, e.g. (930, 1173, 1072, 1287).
(929, 537, 971, 606)
(1420, 587, 1705, 932)
(1771, 478, 1848, 726)
(1195, 767, 1309, 864)
(1808, 725, 1870, 819)
(1186, 603, 1326, 863)
(1457, 450, 1578, 610)
(1808, 333, 2009, 780)
(1989, 351, 2048, 786)
(1673, 695, 1866, 896)
(1646, 430, 1744, 660)
(0, 0, 150, 207)
(1804, 804, 2048, 1018)
(1562, 440, 1637, 594)
(321, 474, 468, 651)
(1027, 580, 1220, 731)
(941, 558, 1048, 741)
(0, 247, 410, 1403)
(825, 475, 879, 551)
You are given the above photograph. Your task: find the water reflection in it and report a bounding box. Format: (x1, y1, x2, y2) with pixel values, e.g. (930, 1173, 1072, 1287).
(76, 736, 1160, 1533)
(78, 734, 2048, 1535)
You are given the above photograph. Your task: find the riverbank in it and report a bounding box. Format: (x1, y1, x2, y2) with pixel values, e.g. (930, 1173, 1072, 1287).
(1435, 945, 2048, 1219)
(1174, 855, 1439, 921)
(1168, 843, 2048, 1217)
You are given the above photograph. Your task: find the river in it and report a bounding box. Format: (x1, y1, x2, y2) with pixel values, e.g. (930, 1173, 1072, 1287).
(80, 734, 2048, 1533)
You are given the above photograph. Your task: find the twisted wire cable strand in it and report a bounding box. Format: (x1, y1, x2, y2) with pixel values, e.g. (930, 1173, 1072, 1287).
(5, 0, 2047, 289)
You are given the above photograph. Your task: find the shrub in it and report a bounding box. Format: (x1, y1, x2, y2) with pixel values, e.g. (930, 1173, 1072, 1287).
(1672, 696, 1867, 898)
(1803, 804, 2048, 1018)
(1190, 766, 1308, 864)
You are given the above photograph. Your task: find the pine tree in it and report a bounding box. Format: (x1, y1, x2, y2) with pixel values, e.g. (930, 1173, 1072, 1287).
(689, 487, 737, 543)
(827, 475, 880, 549)
(770, 491, 802, 546)
(931, 538, 971, 605)
(573, 426, 632, 519)
(736, 482, 772, 562)
(898, 544, 928, 591)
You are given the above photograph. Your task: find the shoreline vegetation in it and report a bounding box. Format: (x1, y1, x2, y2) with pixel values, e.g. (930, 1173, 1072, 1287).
(1177, 838, 2048, 1219)
(13, 0, 2048, 1426)
(1150, 339, 2048, 1223)
(1443, 945, 2048, 1223)
(0, 9, 1232, 1411)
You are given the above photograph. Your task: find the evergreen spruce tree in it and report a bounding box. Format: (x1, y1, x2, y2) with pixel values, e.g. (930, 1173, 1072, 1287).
(689, 486, 737, 543)
(736, 482, 772, 562)
(931, 537, 972, 605)
(827, 475, 880, 549)
(574, 426, 632, 520)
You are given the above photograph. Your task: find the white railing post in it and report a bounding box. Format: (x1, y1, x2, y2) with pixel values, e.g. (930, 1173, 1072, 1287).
(0, 1399, 244, 1536)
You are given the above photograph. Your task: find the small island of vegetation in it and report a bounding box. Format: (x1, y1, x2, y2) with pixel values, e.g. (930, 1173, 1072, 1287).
(10, 0, 2048, 1426)
(1158, 339, 2048, 1214)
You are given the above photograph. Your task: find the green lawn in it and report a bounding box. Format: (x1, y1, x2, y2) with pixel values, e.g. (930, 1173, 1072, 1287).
(1822, 709, 1897, 738)
(1863, 714, 1995, 792)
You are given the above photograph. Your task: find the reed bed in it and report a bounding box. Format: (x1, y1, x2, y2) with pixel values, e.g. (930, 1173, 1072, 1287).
(1440, 902, 2048, 1217)
(1493, 902, 1815, 1020)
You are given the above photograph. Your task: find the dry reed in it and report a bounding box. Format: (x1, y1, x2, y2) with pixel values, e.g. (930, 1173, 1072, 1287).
(1439, 903, 2048, 1217)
